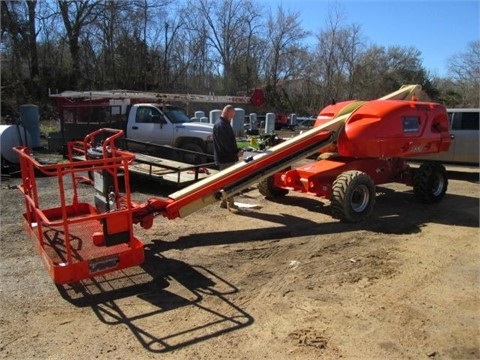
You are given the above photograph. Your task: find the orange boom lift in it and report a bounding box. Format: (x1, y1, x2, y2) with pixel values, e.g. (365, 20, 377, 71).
(14, 85, 452, 284)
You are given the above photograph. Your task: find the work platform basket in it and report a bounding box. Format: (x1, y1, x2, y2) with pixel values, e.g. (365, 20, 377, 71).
(14, 129, 144, 284)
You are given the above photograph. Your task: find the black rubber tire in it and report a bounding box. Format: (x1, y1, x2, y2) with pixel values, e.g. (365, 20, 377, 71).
(330, 170, 376, 223)
(180, 142, 208, 164)
(413, 162, 448, 203)
(258, 176, 289, 199)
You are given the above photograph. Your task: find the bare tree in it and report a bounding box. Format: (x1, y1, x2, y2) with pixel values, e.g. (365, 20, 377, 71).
(1, 2, 25, 81)
(354, 45, 388, 99)
(57, 0, 102, 88)
(1, 2, 39, 79)
(338, 23, 364, 99)
(230, 1, 263, 91)
(0, 0, 456, 116)
(130, 0, 174, 90)
(447, 40, 480, 107)
(184, 18, 213, 92)
(35, 1, 71, 94)
(161, 15, 185, 89)
(261, 5, 309, 112)
(1, 0, 43, 107)
(26, 1, 39, 80)
(350, 44, 432, 100)
(186, 0, 259, 94)
(313, 4, 352, 106)
(264, 5, 308, 87)
(94, 1, 130, 87)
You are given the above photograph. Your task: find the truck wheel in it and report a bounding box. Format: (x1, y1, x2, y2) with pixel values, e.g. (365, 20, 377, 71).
(180, 142, 208, 164)
(258, 176, 288, 199)
(330, 170, 376, 223)
(413, 162, 448, 203)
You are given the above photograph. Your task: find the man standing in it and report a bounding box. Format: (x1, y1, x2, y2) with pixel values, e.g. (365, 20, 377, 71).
(213, 105, 243, 213)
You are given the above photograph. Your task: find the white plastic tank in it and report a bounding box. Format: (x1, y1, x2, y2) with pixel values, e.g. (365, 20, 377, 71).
(20, 104, 41, 148)
(0, 125, 32, 164)
(265, 113, 276, 134)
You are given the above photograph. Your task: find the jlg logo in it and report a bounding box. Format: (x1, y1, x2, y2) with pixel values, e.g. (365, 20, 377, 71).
(89, 256, 119, 274)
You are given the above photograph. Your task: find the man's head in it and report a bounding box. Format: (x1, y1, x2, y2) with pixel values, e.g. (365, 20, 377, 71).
(221, 105, 235, 121)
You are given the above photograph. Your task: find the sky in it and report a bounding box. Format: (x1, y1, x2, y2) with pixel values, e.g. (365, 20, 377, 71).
(263, 0, 479, 77)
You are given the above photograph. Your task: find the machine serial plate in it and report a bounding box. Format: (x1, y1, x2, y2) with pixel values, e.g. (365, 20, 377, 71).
(89, 255, 120, 274)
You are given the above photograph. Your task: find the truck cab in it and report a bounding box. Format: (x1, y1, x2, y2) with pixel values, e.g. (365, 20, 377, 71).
(125, 104, 214, 155)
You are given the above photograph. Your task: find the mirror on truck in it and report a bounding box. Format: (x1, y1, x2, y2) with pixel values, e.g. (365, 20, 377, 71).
(150, 114, 164, 123)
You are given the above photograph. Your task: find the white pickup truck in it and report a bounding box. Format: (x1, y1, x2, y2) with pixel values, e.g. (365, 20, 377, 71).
(123, 103, 214, 155)
(49, 89, 262, 157)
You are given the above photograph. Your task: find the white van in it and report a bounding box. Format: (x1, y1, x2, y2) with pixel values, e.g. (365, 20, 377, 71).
(414, 108, 479, 165)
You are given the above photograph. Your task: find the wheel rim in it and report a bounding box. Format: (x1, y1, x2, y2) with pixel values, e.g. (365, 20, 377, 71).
(350, 184, 370, 213)
(432, 172, 445, 196)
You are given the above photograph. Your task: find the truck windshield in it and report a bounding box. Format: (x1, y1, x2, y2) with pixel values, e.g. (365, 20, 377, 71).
(164, 107, 191, 124)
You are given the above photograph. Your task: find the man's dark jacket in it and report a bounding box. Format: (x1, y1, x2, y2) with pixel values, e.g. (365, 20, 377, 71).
(213, 116, 239, 165)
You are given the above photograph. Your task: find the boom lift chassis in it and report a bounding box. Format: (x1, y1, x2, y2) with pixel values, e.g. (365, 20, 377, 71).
(14, 85, 451, 284)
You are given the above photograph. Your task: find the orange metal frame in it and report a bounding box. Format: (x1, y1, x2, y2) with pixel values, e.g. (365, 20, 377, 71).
(14, 129, 144, 284)
(269, 99, 451, 197)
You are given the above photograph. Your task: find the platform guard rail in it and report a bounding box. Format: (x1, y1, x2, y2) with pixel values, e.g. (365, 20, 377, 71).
(13, 129, 144, 284)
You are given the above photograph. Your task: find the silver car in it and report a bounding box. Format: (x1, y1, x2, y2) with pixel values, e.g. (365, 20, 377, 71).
(414, 108, 479, 165)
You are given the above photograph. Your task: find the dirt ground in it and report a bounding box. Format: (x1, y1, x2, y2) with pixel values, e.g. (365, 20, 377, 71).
(0, 161, 479, 360)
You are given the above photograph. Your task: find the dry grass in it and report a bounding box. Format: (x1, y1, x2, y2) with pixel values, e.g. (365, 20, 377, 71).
(0, 118, 59, 137)
(39, 119, 60, 137)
